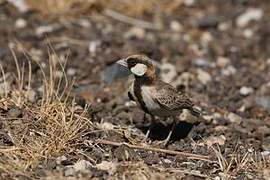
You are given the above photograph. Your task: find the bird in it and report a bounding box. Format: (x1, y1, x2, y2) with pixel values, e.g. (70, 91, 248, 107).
(116, 54, 201, 145)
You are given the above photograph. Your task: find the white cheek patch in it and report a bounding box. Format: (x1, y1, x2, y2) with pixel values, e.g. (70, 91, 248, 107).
(131, 63, 147, 76)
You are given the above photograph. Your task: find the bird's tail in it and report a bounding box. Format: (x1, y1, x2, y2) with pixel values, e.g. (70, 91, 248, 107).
(189, 106, 201, 117)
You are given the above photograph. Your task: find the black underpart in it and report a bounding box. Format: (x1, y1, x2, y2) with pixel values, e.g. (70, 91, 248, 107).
(128, 91, 135, 101)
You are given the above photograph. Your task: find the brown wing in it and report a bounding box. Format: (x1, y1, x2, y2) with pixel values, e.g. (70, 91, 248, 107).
(154, 80, 200, 116)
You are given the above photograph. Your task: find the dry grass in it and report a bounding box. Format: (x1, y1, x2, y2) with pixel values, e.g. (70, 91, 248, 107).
(0, 45, 93, 178)
(211, 144, 270, 178)
(26, 0, 187, 17)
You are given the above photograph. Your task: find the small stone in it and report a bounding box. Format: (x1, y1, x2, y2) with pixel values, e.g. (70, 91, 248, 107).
(124, 27, 145, 39)
(239, 86, 254, 96)
(0, 81, 11, 96)
(73, 160, 91, 172)
(184, 0, 195, 7)
(7, 0, 28, 12)
(236, 8, 263, 27)
(26, 89, 37, 103)
(77, 19, 91, 28)
(88, 40, 100, 54)
(170, 20, 183, 32)
(64, 167, 75, 176)
(222, 65, 236, 76)
(218, 22, 231, 31)
(205, 135, 226, 146)
(15, 18, 27, 29)
(197, 16, 219, 29)
(95, 161, 117, 175)
(227, 112, 242, 124)
(36, 25, 54, 36)
(98, 122, 114, 130)
(160, 63, 177, 83)
(194, 58, 210, 67)
(201, 32, 213, 44)
(67, 68, 76, 76)
(8, 107, 22, 118)
(197, 69, 211, 85)
(216, 57, 230, 68)
(255, 96, 270, 113)
(56, 155, 67, 165)
(243, 29, 253, 38)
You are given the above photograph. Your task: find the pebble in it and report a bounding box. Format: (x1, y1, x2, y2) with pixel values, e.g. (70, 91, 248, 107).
(255, 96, 270, 113)
(35, 24, 61, 36)
(194, 58, 210, 67)
(227, 112, 242, 124)
(197, 16, 219, 29)
(236, 8, 263, 27)
(184, 0, 196, 7)
(73, 160, 92, 172)
(26, 89, 37, 103)
(243, 29, 253, 38)
(67, 68, 76, 76)
(239, 86, 254, 96)
(0, 81, 10, 96)
(15, 18, 27, 29)
(7, 0, 28, 12)
(221, 65, 236, 76)
(170, 20, 183, 32)
(160, 63, 177, 83)
(197, 69, 211, 85)
(216, 56, 230, 68)
(88, 40, 100, 54)
(64, 167, 75, 176)
(95, 161, 117, 175)
(124, 27, 145, 39)
(8, 107, 22, 118)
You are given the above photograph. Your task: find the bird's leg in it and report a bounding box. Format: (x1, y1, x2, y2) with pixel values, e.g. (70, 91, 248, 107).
(163, 117, 177, 146)
(145, 115, 155, 139)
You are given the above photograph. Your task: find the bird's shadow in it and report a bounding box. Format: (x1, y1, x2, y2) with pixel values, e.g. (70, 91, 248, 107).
(137, 121, 195, 142)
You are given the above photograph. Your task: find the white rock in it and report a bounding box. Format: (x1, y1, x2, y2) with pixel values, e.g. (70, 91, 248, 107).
(218, 22, 231, 31)
(205, 135, 226, 146)
(184, 0, 195, 7)
(7, 0, 28, 12)
(26, 89, 37, 103)
(36, 25, 55, 36)
(201, 32, 213, 44)
(197, 69, 211, 84)
(96, 161, 117, 175)
(73, 160, 92, 172)
(64, 167, 75, 176)
(222, 65, 236, 76)
(98, 122, 114, 130)
(88, 41, 99, 54)
(124, 27, 145, 39)
(0, 82, 11, 96)
(239, 86, 253, 96)
(67, 68, 76, 76)
(160, 63, 177, 83)
(216, 57, 230, 68)
(243, 29, 253, 38)
(194, 58, 209, 67)
(56, 155, 67, 165)
(15, 18, 27, 29)
(170, 20, 183, 32)
(236, 8, 263, 27)
(227, 112, 242, 124)
(77, 19, 91, 28)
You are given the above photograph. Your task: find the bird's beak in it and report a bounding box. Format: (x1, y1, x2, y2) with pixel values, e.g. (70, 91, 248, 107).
(116, 58, 128, 67)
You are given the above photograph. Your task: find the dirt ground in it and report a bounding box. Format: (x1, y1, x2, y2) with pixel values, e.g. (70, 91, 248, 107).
(0, 0, 270, 179)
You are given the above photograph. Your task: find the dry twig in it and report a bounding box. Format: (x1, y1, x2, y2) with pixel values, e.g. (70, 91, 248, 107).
(95, 139, 213, 162)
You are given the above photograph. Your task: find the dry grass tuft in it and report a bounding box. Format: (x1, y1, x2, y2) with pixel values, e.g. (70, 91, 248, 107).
(0, 46, 93, 178)
(26, 0, 186, 17)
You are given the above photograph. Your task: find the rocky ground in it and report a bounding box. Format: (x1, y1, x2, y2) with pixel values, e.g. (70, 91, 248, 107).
(0, 0, 270, 179)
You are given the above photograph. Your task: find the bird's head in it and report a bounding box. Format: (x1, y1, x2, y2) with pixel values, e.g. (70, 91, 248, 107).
(116, 55, 156, 81)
